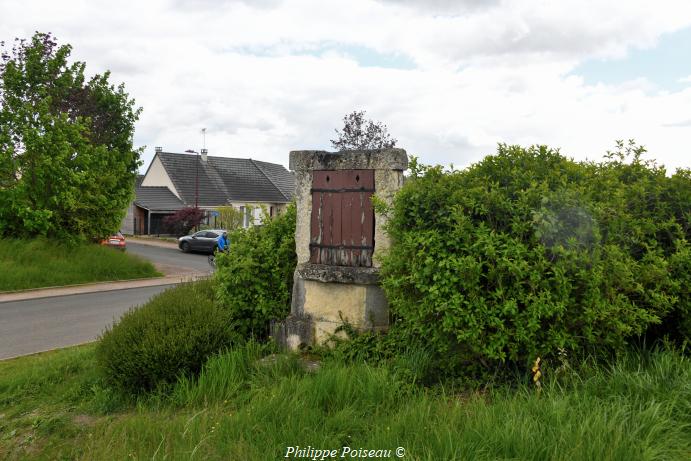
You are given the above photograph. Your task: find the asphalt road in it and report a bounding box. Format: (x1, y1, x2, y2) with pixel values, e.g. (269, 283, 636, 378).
(126, 241, 211, 273)
(0, 240, 211, 360)
(0, 285, 174, 360)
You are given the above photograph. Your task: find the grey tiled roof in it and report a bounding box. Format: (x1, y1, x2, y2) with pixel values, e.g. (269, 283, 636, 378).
(156, 152, 294, 206)
(252, 159, 296, 201)
(134, 186, 185, 211)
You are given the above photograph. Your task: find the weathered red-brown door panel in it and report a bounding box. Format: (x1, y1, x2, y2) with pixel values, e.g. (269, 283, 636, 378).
(310, 170, 374, 267)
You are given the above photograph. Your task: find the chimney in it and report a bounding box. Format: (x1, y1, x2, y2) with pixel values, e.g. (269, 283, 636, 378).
(155, 146, 162, 153)
(201, 148, 208, 162)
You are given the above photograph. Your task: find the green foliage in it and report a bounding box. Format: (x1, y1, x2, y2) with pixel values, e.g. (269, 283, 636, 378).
(162, 207, 204, 236)
(380, 142, 691, 372)
(214, 203, 297, 338)
(214, 206, 245, 232)
(96, 280, 236, 393)
(0, 238, 159, 291)
(0, 32, 141, 241)
(1, 344, 689, 460)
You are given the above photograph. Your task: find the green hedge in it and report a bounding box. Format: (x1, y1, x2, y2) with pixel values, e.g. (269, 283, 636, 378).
(379, 142, 690, 371)
(214, 204, 297, 339)
(96, 280, 236, 393)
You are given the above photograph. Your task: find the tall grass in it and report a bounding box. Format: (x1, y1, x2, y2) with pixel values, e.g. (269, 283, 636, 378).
(93, 346, 691, 460)
(0, 238, 160, 291)
(1, 343, 689, 460)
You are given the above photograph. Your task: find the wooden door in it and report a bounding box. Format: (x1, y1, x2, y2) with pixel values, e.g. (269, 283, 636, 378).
(309, 170, 374, 267)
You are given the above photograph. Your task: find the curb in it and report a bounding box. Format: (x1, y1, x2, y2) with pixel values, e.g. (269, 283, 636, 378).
(127, 237, 180, 249)
(0, 273, 209, 303)
(0, 274, 169, 295)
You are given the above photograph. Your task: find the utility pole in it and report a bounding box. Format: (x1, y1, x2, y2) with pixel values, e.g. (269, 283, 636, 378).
(186, 129, 206, 210)
(195, 153, 199, 209)
(184, 149, 200, 208)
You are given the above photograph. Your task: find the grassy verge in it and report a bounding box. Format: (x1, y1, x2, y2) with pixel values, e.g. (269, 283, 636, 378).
(0, 238, 160, 291)
(1, 342, 689, 460)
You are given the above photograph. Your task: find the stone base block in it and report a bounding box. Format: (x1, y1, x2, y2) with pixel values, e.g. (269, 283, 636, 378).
(271, 313, 313, 351)
(275, 263, 389, 350)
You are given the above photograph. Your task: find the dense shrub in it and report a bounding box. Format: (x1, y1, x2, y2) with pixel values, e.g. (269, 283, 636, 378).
(214, 205, 245, 231)
(379, 142, 690, 372)
(163, 207, 205, 236)
(96, 280, 236, 393)
(215, 203, 297, 338)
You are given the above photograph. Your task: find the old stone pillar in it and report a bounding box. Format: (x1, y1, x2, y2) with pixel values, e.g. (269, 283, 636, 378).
(276, 148, 407, 350)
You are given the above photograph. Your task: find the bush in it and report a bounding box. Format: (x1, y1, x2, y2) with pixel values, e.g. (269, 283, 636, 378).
(379, 142, 691, 373)
(163, 207, 205, 236)
(96, 280, 236, 393)
(215, 206, 245, 231)
(214, 203, 296, 339)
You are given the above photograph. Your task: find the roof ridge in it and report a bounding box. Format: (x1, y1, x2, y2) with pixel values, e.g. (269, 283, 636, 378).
(249, 158, 289, 201)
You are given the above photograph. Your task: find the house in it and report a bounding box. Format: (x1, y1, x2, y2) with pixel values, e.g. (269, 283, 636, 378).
(121, 148, 295, 235)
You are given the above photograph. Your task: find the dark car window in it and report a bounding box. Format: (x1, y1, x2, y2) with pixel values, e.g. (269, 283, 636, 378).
(206, 232, 218, 238)
(194, 231, 206, 237)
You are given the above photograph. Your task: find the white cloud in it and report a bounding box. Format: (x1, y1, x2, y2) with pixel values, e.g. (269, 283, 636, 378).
(0, 0, 690, 173)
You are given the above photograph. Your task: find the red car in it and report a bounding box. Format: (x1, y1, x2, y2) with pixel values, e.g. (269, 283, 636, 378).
(101, 231, 126, 250)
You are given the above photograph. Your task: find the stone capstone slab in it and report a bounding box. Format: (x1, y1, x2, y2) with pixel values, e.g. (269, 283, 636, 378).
(289, 149, 408, 172)
(295, 263, 380, 285)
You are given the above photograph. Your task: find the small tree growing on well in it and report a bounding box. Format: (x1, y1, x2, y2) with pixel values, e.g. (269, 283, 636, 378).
(163, 207, 205, 236)
(331, 110, 397, 151)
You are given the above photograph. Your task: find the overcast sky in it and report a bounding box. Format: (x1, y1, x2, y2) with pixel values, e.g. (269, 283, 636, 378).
(2, 0, 691, 173)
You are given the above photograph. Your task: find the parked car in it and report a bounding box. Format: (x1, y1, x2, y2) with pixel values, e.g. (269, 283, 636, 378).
(100, 231, 126, 250)
(178, 229, 226, 254)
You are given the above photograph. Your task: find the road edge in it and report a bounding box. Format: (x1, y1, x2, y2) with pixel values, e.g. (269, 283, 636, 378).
(0, 274, 208, 303)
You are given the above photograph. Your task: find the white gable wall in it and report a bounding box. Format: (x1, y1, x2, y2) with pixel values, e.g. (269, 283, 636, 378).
(141, 155, 182, 200)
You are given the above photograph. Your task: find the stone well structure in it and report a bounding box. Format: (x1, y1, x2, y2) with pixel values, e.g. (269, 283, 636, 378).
(275, 148, 408, 349)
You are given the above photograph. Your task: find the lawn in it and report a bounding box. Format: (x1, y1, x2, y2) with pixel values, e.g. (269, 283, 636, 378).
(0, 343, 689, 460)
(0, 238, 160, 291)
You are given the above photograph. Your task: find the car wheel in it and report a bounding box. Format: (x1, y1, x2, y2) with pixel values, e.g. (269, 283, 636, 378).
(181, 242, 190, 253)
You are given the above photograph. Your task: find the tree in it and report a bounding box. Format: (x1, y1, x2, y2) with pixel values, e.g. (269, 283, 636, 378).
(163, 207, 205, 236)
(215, 206, 245, 231)
(0, 32, 142, 240)
(330, 110, 397, 151)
